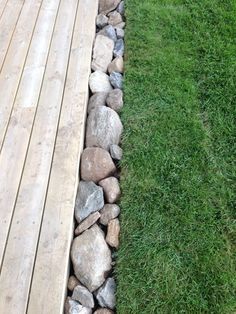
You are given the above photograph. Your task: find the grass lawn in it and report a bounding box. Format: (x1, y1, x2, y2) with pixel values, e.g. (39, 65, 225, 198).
(116, 0, 236, 313)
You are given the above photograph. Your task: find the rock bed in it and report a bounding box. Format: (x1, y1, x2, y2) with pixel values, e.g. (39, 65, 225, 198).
(65, 1, 125, 313)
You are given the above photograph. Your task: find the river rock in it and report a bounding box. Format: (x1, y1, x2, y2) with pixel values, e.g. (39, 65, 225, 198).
(106, 219, 120, 249)
(94, 309, 114, 314)
(72, 285, 94, 308)
(89, 71, 112, 93)
(92, 35, 114, 72)
(86, 106, 123, 151)
(65, 297, 92, 314)
(109, 144, 123, 160)
(96, 14, 108, 28)
(115, 27, 124, 39)
(117, 1, 124, 14)
(110, 72, 123, 89)
(98, 25, 117, 42)
(99, 0, 121, 14)
(108, 56, 123, 74)
(106, 89, 123, 112)
(108, 11, 123, 26)
(114, 39, 124, 57)
(74, 181, 104, 223)
(88, 92, 107, 114)
(96, 278, 116, 309)
(75, 212, 101, 236)
(68, 276, 80, 291)
(71, 224, 112, 292)
(99, 204, 120, 226)
(99, 177, 121, 203)
(81, 148, 116, 183)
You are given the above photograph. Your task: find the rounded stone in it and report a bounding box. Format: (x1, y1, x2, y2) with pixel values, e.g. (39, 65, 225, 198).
(109, 144, 123, 160)
(108, 56, 124, 74)
(94, 309, 114, 314)
(80, 148, 116, 183)
(108, 11, 123, 26)
(113, 38, 124, 57)
(72, 285, 94, 308)
(99, 0, 121, 14)
(71, 224, 112, 292)
(106, 89, 123, 112)
(88, 92, 107, 114)
(110, 72, 123, 89)
(96, 278, 116, 309)
(89, 71, 113, 93)
(92, 35, 114, 72)
(98, 25, 117, 42)
(68, 276, 80, 291)
(86, 106, 123, 151)
(96, 14, 108, 28)
(99, 204, 120, 226)
(99, 177, 121, 203)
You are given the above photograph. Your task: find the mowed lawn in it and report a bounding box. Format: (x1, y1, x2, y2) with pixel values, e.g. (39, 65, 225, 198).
(117, 0, 236, 313)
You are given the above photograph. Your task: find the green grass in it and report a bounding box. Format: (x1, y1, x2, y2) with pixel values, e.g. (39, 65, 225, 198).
(116, 1, 236, 313)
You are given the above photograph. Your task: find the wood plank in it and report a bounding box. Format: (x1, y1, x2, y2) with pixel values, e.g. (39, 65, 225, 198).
(0, 0, 8, 20)
(0, 0, 43, 148)
(0, 0, 61, 269)
(27, 0, 98, 313)
(0, 0, 24, 69)
(0, 0, 78, 312)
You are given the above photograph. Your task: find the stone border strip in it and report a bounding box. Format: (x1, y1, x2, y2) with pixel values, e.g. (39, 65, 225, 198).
(65, 1, 125, 313)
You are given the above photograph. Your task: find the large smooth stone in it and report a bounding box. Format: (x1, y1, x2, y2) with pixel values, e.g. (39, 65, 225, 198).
(65, 297, 92, 314)
(71, 224, 112, 292)
(99, 0, 121, 14)
(92, 35, 114, 72)
(89, 71, 113, 93)
(96, 278, 116, 309)
(74, 181, 104, 223)
(86, 106, 123, 151)
(80, 148, 116, 183)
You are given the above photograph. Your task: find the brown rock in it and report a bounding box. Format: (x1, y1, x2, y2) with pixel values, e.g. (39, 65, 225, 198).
(106, 219, 120, 249)
(106, 89, 123, 112)
(115, 22, 125, 29)
(99, 0, 121, 14)
(94, 309, 114, 314)
(67, 275, 80, 291)
(108, 56, 124, 74)
(75, 212, 101, 235)
(88, 92, 107, 114)
(99, 177, 121, 203)
(100, 204, 120, 225)
(81, 148, 116, 183)
(108, 11, 123, 26)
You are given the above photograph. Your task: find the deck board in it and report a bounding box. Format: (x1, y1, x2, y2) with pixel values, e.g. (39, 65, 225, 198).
(0, 0, 97, 312)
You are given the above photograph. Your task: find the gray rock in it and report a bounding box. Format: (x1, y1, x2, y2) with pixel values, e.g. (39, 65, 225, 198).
(99, 204, 120, 226)
(117, 1, 125, 15)
(96, 14, 108, 28)
(89, 71, 113, 93)
(109, 144, 123, 160)
(98, 25, 117, 42)
(96, 278, 116, 309)
(115, 21, 125, 29)
(110, 72, 123, 89)
(92, 35, 114, 72)
(65, 297, 92, 314)
(99, 0, 121, 14)
(99, 177, 121, 203)
(115, 27, 124, 39)
(108, 11, 123, 26)
(88, 92, 107, 114)
(80, 148, 116, 183)
(72, 285, 94, 308)
(86, 106, 123, 151)
(106, 89, 123, 112)
(75, 181, 104, 223)
(75, 212, 101, 236)
(94, 310, 114, 314)
(71, 224, 112, 292)
(113, 39, 124, 57)
(108, 56, 123, 74)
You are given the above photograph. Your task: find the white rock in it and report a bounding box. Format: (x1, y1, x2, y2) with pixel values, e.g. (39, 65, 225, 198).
(71, 224, 112, 292)
(86, 106, 123, 151)
(92, 35, 114, 72)
(96, 278, 116, 309)
(89, 71, 113, 93)
(72, 285, 94, 308)
(108, 56, 123, 74)
(99, 177, 121, 203)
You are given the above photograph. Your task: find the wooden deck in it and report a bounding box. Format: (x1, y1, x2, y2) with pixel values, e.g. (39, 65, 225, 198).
(0, 0, 98, 312)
